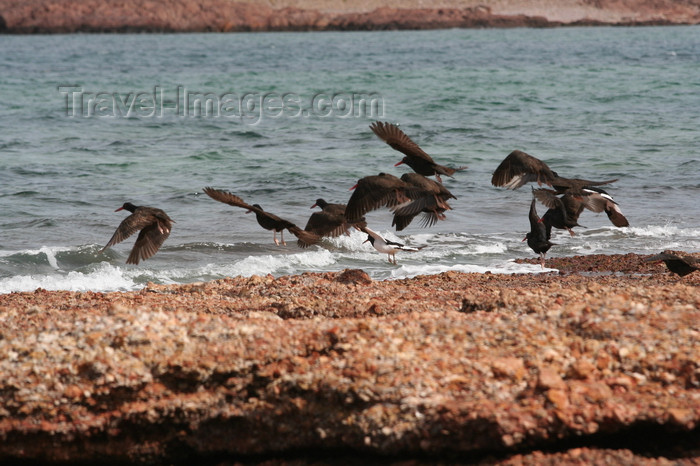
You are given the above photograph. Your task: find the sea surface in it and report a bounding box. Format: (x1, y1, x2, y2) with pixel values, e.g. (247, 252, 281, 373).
(1, 26, 699, 293)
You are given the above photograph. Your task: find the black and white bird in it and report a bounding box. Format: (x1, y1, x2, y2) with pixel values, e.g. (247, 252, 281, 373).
(523, 198, 553, 269)
(362, 227, 424, 264)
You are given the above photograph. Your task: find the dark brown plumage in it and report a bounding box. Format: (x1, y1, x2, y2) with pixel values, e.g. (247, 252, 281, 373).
(297, 199, 366, 248)
(203, 187, 319, 247)
(491, 150, 617, 195)
(370, 121, 466, 183)
(578, 187, 629, 228)
(534, 189, 584, 238)
(534, 186, 629, 238)
(645, 252, 700, 277)
(524, 197, 553, 268)
(344, 173, 418, 224)
(391, 173, 456, 231)
(491, 150, 557, 189)
(101, 202, 173, 265)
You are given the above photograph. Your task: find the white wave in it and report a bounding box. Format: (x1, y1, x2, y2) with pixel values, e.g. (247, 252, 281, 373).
(0, 262, 137, 294)
(323, 229, 370, 251)
(627, 224, 700, 238)
(0, 245, 74, 268)
(40, 246, 61, 269)
(468, 242, 509, 255)
(390, 260, 556, 279)
(213, 249, 337, 277)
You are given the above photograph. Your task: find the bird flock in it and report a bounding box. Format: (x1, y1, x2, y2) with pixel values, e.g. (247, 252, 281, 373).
(100, 121, 695, 276)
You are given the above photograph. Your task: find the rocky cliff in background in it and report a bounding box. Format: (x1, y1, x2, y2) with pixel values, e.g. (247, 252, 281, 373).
(1, 0, 699, 33)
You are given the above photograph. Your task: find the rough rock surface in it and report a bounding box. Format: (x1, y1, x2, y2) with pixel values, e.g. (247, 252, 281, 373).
(0, 253, 698, 464)
(1, 0, 699, 33)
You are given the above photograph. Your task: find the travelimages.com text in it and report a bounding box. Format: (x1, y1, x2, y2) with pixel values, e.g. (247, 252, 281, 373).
(58, 86, 385, 124)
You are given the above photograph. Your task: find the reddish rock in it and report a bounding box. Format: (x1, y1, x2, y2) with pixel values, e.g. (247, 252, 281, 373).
(538, 366, 567, 390)
(334, 268, 372, 285)
(0, 256, 698, 463)
(1, 0, 699, 33)
(492, 357, 526, 381)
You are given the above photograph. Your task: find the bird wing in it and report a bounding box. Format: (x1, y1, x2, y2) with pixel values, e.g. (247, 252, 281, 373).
(203, 187, 260, 213)
(393, 210, 443, 231)
(491, 150, 557, 189)
(388, 239, 424, 252)
(550, 177, 618, 194)
(303, 211, 348, 238)
(579, 188, 629, 227)
(532, 188, 564, 210)
(345, 174, 410, 222)
(319, 203, 347, 216)
(392, 192, 450, 217)
(370, 121, 435, 163)
(126, 221, 171, 265)
(102, 209, 162, 251)
(527, 197, 543, 232)
(401, 172, 457, 200)
(384, 238, 405, 248)
(391, 212, 420, 231)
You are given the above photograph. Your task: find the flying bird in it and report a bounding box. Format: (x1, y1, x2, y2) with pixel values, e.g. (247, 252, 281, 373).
(491, 150, 617, 195)
(534, 186, 629, 238)
(101, 202, 173, 265)
(391, 173, 456, 231)
(362, 226, 424, 264)
(370, 121, 466, 183)
(297, 199, 366, 248)
(577, 186, 629, 228)
(203, 187, 319, 247)
(534, 188, 583, 238)
(523, 197, 553, 269)
(344, 173, 417, 224)
(645, 251, 700, 277)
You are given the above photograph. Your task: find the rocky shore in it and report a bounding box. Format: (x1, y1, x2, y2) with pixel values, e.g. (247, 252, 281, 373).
(0, 252, 698, 464)
(1, 0, 700, 33)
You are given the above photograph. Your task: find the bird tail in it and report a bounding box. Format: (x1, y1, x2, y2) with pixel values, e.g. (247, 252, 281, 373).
(289, 227, 320, 247)
(605, 206, 629, 227)
(436, 165, 467, 178)
(399, 245, 425, 252)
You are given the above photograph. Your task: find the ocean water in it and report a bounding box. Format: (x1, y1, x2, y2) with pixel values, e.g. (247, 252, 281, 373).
(1, 26, 699, 292)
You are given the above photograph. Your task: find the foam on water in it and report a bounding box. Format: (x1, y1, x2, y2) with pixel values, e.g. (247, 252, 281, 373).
(224, 249, 337, 277)
(0, 245, 73, 267)
(391, 261, 557, 279)
(627, 224, 700, 238)
(0, 262, 137, 293)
